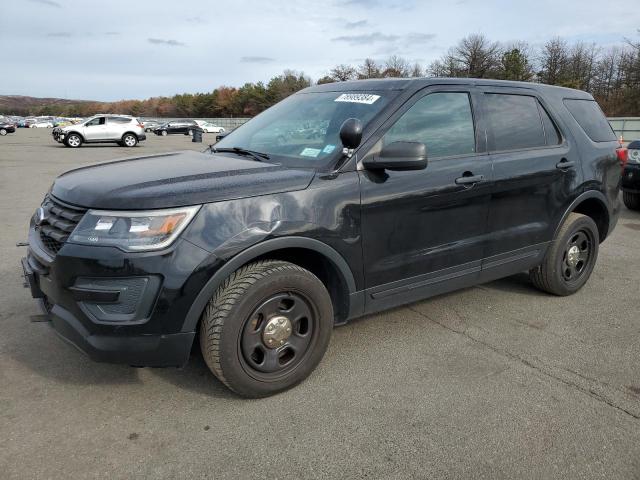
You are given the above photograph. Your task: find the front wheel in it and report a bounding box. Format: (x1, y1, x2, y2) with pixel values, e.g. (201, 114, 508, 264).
(529, 213, 599, 296)
(161, 130, 168, 136)
(65, 133, 82, 148)
(623, 192, 640, 210)
(0, 128, 7, 136)
(199, 260, 334, 398)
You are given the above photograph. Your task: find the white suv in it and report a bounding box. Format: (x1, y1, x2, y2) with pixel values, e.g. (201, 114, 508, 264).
(53, 115, 146, 148)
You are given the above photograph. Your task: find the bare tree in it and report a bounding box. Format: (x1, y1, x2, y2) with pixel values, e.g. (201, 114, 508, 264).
(538, 37, 569, 85)
(382, 55, 411, 77)
(449, 34, 502, 77)
(410, 62, 424, 77)
(329, 64, 357, 82)
(357, 58, 382, 79)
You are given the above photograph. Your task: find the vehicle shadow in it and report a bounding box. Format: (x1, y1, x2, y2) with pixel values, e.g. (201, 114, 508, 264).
(151, 346, 238, 399)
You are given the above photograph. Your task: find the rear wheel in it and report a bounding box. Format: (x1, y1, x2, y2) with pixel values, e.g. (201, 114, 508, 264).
(122, 133, 138, 147)
(529, 213, 599, 296)
(623, 191, 640, 210)
(161, 130, 168, 136)
(199, 260, 333, 398)
(0, 128, 7, 136)
(65, 133, 82, 148)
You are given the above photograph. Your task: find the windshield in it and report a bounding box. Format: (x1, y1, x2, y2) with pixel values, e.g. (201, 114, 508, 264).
(214, 91, 392, 167)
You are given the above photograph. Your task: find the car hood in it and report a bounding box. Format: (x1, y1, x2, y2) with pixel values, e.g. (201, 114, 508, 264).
(50, 150, 316, 209)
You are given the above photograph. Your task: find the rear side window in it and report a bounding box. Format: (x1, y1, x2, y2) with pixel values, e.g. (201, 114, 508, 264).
(108, 116, 132, 124)
(485, 94, 545, 151)
(564, 99, 616, 142)
(383, 92, 476, 158)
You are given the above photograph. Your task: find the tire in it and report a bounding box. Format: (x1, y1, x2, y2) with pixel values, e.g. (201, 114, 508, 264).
(121, 133, 138, 147)
(161, 130, 168, 136)
(529, 212, 599, 296)
(65, 133, 82, 148)
(0, 129, 6, 136)
(623, 192, 640, 211)
(199, 260, 334, 398)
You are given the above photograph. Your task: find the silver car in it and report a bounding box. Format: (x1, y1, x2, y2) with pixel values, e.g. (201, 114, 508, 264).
(53, 115, 146, 148)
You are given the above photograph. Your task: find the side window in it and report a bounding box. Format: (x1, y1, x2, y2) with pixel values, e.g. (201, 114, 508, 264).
(564, 99, 617, 142)
(538, 105, 562, 145)
(383, 92, 476, 158)
(86, 117, 105, 127)
(108, 116, 131, 124)
(485, 94, 545, 151)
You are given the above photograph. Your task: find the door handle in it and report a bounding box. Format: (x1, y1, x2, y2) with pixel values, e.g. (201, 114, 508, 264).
(455, 174, 484, 185)
(556, 159, 575, 170)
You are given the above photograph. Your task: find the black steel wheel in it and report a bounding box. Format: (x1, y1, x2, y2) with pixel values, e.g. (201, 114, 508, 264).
(199, 260, 333, 397)
(530, 212, 599, 296)
(240, 292, 316, 377)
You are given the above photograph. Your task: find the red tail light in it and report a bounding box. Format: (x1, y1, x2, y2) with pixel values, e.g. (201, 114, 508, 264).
(617, 147, 628, 169)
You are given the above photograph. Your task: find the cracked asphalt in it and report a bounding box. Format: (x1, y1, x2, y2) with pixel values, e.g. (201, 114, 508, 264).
(1, 129, 640, 479)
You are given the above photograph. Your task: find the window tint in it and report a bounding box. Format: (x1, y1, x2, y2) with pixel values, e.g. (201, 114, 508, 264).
(564, 99, 617, 142)
(86, 117, 105, 126)
(485, 94, 545, 151)
(539, 105, 562, 145)
(383, 92, 475, 158)
(108, 116, 132, 124)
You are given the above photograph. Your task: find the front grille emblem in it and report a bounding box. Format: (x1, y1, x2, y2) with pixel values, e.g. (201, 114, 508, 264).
(34, 207, 47, 226)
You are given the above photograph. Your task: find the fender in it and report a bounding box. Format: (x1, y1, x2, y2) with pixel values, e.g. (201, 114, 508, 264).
(553, 189, 610, 239)
(180, 236, 358, 333)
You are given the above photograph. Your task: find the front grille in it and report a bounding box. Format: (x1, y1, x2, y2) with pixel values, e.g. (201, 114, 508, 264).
(36, 196, 87, 256)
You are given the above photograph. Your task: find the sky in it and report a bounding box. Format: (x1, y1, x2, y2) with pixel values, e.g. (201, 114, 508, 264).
(0, 0, 636, 101)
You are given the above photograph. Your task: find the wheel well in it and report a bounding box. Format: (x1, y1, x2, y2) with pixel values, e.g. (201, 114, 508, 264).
(253, 248, 350, 323)
(122, 131, 138, 139)
(572, 198, 609, 242)
(66, 131, 84, 141)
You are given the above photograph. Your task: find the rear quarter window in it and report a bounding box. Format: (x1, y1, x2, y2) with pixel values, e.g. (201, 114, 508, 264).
(563, 99, 616, 142)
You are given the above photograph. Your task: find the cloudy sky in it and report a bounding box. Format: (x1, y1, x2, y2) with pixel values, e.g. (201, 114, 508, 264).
(0, 0, 635, 101)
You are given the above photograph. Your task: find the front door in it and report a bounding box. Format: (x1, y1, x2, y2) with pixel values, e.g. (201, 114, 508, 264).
(359, 87, 492, 312)
(82, 116, 108, 140)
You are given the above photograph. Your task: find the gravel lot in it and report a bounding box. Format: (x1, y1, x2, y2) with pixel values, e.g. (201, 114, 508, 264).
(1, 128, 640, 479)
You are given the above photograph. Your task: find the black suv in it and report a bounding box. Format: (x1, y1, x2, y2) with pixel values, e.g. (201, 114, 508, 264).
(22, 79, 621, 397)
(153, 120, 197, 136)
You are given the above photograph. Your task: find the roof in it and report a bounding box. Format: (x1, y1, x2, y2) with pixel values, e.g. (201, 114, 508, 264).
(303, 77, 593, 99)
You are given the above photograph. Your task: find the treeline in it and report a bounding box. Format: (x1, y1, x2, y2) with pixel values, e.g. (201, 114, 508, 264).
(23, 34, 640, 118)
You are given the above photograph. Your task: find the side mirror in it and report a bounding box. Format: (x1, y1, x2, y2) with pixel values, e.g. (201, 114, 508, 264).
(363, 141, 428, 171)
(339, 118, 363, 150)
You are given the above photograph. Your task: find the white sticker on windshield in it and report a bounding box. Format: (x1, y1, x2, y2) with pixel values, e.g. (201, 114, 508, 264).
(300, 147, 321, 157)
(334, 93, 381, 105)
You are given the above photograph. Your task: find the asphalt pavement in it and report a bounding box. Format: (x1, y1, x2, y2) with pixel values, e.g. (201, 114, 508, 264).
(1, 128, 639, 479)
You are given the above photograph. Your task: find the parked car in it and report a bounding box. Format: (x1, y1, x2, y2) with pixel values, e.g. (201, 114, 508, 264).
(141, 120, 161, 132)
(194, 120, 225, 133)
(52, 114, 146, 148)
(622, 140, 640, 210)
(153, 120, 197, 136)
(0, 122, 16, 135)
(30, 120, 54, 128)
(22, 78, 621, 397)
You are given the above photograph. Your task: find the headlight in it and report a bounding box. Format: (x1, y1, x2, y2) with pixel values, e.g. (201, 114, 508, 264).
(69, 206, 200, 251)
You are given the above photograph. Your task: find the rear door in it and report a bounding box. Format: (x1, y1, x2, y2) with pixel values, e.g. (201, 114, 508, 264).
(479, 87, 581, 276)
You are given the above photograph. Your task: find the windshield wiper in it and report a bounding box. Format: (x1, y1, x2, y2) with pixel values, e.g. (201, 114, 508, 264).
(212, 146, 270, 162)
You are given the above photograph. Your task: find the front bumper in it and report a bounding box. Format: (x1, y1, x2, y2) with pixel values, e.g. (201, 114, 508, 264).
(22, 219, 212, 367)
(622, 163, 640, 193)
